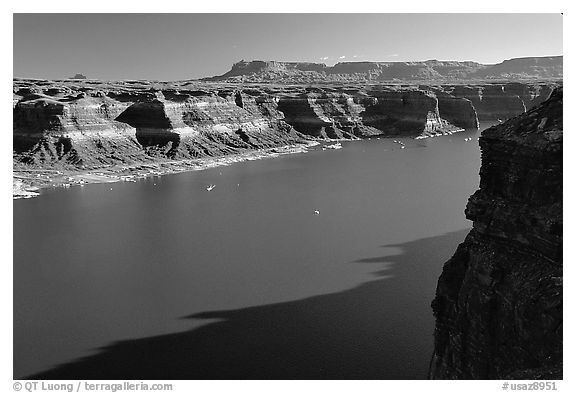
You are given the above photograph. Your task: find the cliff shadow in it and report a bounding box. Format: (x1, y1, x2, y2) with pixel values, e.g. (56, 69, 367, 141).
(27, 229, 470, 380)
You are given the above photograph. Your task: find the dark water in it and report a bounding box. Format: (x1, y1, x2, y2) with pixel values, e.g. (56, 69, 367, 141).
(14, 127, 487, 379)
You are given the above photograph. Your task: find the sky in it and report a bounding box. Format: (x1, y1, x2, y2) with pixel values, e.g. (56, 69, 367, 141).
(13, 13, 563, 81)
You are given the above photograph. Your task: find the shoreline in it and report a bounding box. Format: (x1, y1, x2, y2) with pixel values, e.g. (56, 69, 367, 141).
(414, 127, 466, 140)
(12, 128, 477, 200)
(13, 141, 320, 199)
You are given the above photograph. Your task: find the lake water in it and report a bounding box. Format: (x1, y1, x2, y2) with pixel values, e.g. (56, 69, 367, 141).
(14, 126, 488, 379)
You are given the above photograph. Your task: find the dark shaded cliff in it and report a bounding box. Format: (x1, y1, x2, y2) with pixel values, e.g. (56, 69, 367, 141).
(430, 88, 563, 379)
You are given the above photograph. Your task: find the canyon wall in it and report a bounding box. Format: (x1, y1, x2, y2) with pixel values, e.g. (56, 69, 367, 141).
(13, 78, 558, 174)
(13, 56, 562, 176)
(429, 88, 563, 379)
(359, 88, 462, 137)
(13, 81, 305, 170)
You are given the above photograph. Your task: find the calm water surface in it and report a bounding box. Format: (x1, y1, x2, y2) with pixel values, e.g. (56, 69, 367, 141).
(14, 127, 488, 378)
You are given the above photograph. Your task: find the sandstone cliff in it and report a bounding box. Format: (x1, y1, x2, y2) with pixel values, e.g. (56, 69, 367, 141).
(446, 83, 555, 121)
(429, 88, 563, 379)
(13, 81, 305, 170)
(13, 78, 560, 196)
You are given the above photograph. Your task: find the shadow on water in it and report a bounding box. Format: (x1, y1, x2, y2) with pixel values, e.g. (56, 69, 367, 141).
(28, 229, 469, 380)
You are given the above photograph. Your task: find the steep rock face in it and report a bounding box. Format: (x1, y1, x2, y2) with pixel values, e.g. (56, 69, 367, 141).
(230, 90, 286, 120)
(277, 91, 381, 139)
(13, 78, 561, 175)
(360, 89, 462, 137)
(275, 88, 467, 139)
(504, 83, 555, 111)
(450, 85, 526, 121)
(13, 82, 305, 169)
(428, 89, 479, 129)
(115, 93, 303, 159)
(430, 89, 563, 379)
(13, 94, 138, 167)
(448, 83, 557, 121)
(14, 95, 131, 135)
(276, 93, 337, 138)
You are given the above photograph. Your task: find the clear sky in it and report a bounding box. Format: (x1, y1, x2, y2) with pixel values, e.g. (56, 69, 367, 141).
(13, 13, 563, 81)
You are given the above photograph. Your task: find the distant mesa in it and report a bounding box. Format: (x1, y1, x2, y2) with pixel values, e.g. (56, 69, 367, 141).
(71, 73, 87, 80)
(204, 56, 563, 83)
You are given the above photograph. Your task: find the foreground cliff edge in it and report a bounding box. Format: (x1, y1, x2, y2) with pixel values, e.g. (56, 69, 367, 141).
(430, 88, 562, 379)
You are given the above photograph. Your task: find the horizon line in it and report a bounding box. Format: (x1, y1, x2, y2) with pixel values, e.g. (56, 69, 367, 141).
(13, 54, 564, 82)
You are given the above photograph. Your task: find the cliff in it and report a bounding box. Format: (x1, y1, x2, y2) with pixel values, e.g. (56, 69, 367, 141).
(206, 56, 562, 83)
(470, 56, 563, 80)
(13, 81, 305, 170)
(446, 83, 555, 121)
(429, 88, 563, 379)
(13, 78, 560, 195)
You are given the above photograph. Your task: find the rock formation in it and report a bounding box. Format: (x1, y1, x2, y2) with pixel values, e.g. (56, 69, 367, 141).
(470, 56, 563, 80)
(431, 89, 479, 129)
(449, 85, 526, 121)
(430, 88, 563, 379)
(359, 88, 462, 137)
(12, 75, 560, 195)
(13, 81, 305, 170)
(206, 56, 562, 83)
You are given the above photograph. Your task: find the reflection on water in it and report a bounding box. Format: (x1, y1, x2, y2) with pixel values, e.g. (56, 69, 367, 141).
(14, 127, 486, 379)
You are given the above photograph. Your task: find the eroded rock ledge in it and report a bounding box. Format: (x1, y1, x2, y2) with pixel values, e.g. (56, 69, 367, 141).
(429, 88, 563, 379)
(13, 78, 560, 198)
(13, 79, 558, 169)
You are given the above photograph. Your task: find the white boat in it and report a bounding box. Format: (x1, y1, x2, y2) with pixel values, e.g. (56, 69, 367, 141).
(206, 184, 216, 191)
(324, 142, 342, 150)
